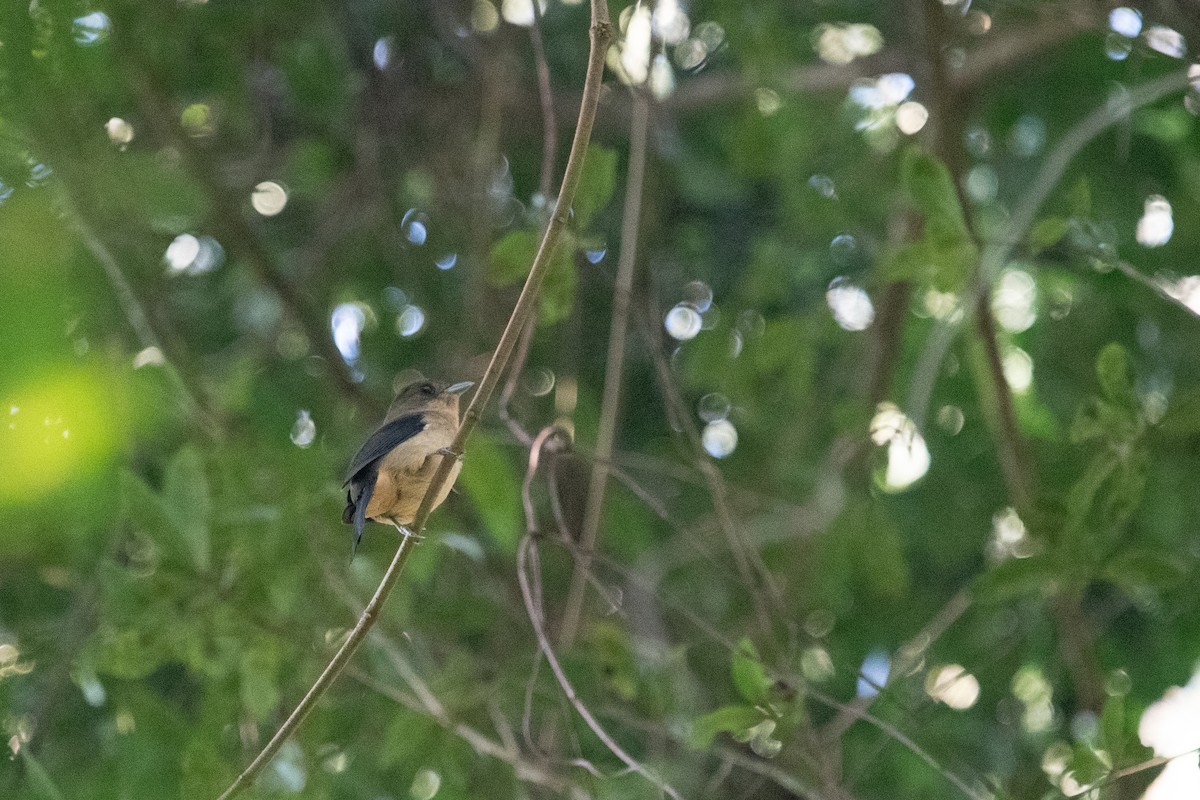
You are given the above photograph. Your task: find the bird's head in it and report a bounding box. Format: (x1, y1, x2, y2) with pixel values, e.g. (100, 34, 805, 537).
(387, 377, 474, 419)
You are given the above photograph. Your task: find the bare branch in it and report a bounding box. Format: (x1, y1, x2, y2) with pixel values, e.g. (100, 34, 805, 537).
(214, 3, 614, 796)
(559, 91, 652, 649)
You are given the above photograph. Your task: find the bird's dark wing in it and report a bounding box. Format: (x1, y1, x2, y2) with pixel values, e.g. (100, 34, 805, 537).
(343, 414, 425, 485)
(342, 413, 425, 556)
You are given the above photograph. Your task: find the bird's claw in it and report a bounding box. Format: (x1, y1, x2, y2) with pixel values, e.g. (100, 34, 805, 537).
(436, 447, 462, 461)
(392, 523, 425, 543)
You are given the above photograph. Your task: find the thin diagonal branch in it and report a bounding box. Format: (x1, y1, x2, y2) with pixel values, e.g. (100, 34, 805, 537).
(808, 688, 988, 800)
(821, 588, 971, 741)
(214, 4, 613, 797)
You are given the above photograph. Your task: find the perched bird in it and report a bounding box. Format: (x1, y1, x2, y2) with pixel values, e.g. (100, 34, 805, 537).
(342, 377, 474, 553)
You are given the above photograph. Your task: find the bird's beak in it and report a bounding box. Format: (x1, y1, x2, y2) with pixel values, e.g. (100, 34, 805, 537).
(446, 381, 475, 396)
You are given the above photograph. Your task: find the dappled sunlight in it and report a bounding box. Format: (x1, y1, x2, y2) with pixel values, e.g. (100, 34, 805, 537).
(1138, 674, 1200, 800)
(330, 302, 366, 364)
(992, 269, 1037, 333)
(857, 649, 890, 698)
(0, 369, 124, 504)
(814, 23, 883, 66)
(1137, 196, 1174, 247)
(870, 403, 930, 491)
(826, 277, 874, 331)
(925, 664, 980, 710)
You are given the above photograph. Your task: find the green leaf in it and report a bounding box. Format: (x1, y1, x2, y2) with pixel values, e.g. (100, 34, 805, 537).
(1030, 217, 1070, 253)
(119, 469, 187, 566)
(886, 149, 978, 291)
(538, 236, 577, 325)
(974, 555, 1060, 604)
(572, 144, 618, 229)
(1067, 178, 1092, 217)
(688, 704, 764, 749)
(1069, 742, 1111, 787)
(1070, 398, 1137, 445)
(589, 620, 638, 701)
(902, 149, 968, 236)
(487, 229, 539, 287)
(1156, 389, 1200, 436)
(457, 431, 521, 553)
(1102, 548, 1187, 594)
(731, 638, 772, 706)
(860, 502, 910, 599)
(1134, 107, 1192, 143)
(21, 750, 68, 800)
(239, 644, 281, 721)
(1096, 343, 1134, 405)
(163, 446, 212, 572)
(283, 139, 340, 197)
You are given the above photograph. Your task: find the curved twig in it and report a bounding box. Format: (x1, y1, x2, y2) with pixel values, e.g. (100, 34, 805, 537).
(517, 535, 683, 800)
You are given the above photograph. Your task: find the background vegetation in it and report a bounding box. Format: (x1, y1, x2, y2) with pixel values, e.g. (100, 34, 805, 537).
(3, 0, 1200, 798)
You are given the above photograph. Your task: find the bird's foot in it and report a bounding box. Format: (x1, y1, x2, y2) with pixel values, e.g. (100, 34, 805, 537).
(436, 447, 462, 461)
(392, 522, 425, 543)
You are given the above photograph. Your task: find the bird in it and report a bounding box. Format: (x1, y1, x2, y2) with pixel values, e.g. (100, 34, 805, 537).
(342, 377, 474, 554)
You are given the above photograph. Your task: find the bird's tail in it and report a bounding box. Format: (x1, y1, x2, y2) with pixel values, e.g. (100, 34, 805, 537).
(344, 468, 377, 559)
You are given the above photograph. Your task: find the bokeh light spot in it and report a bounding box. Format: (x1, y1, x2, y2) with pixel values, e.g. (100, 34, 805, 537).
(105, 117, 134, 146)
(1002, 347, 1034, 393)
(992, 269, 1037, 333)
(290, 410, 316, 448)
(895, 101, 928, 134)
(0, 369, 123, 505)
(701, 419, 737, 457)
(857, 649, 890, 697)
(252, 181, 288, 217)
(826, 278, 874, 331)
(397, 305, 427, 338)
(1109, 7, 1142, 38)
(870, 402, 930, 491)
(697, 393, 731, 422)
(1145, 26, 1186, 59)
(664, 303, 702, 340)
(1137, 195, 1174, 247)
(926, 664, 980, 710)
(331, 303, 367, 363)
(73, 12, 111, 45)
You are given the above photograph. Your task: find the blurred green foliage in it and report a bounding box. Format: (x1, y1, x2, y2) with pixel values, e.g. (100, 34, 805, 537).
(3, 1, 1200, 799)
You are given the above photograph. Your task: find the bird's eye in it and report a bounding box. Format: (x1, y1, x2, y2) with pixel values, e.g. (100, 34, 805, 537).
(421, 382, 435, 395)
